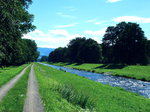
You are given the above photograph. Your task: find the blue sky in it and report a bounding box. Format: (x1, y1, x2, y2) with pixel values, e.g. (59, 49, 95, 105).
(23, 0, 150, 48)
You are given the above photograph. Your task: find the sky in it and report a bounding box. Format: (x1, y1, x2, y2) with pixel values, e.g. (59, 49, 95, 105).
(23, 0, 150, 48)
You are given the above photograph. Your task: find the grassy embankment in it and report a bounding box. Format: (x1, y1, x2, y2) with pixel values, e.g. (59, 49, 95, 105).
(35, 63, 150, 112)
(0, 64, 29, 87)
(50, 62, 150, 81)
(0, 65, 31, 112)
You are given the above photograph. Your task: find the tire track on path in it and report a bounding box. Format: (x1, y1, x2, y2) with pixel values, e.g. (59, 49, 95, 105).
(0, 65, 30, 101)
(23, 65, 44, 112)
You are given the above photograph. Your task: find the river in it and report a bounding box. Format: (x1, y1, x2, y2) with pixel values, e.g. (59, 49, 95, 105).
(40, 63, 150, 98)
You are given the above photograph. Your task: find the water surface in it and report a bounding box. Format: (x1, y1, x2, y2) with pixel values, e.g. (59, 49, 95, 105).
(40, 63, 150, 98)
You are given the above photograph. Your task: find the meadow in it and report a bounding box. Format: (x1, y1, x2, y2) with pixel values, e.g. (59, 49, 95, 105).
(0, 66, 30, 112)
(0, 64, 28, 87)
(35, 63, 150, 112)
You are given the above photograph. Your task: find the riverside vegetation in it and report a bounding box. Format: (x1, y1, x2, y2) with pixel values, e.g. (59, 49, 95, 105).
(50, 62, 150, 81)
(34, 63, 150, 112)
(0, 63, 150, 111)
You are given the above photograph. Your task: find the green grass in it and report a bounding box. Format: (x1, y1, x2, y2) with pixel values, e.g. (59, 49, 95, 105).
(50, 62, 150, 81)
(34, 64, 86, 112)
(35, 63, 150, 112)
(0, 64, 28, 87)
(0, 65, 30, 112)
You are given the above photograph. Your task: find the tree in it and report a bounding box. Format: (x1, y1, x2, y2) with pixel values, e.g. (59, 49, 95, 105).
(102, 22, 148, 65)
(102, 26, 116, 63)
(48, 47, 68, 62)
(67, 37, 86, 63)
(13, 39, 39, 65)
(0, 0, 35, 66)
(40, 56, 48, 62)
(145, 40, 150, 63)
(78, 38, 102, 63)
(48, 37, 102, 63)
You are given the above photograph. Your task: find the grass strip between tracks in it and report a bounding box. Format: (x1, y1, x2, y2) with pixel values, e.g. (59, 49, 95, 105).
(0, 65, 30, 112)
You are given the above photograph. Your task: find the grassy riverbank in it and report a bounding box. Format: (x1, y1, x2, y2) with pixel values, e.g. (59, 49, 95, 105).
(35, 63, 150, 112)
(49, 62, 150, 81)
(0, 66, 30, 112)
(0, 64, 29, 87)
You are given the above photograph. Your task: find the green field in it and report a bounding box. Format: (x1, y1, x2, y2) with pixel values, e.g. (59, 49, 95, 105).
(0, 64, 28, 87)
(50, 62, 150, 81)
(0, 62, 150, 112)
(35, 63, 150, 112)
(0, 65, 30, 112)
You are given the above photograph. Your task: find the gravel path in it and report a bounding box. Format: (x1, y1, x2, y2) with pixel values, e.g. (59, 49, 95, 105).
(23, 65, 44, 112)
(0, 65, 29, 101)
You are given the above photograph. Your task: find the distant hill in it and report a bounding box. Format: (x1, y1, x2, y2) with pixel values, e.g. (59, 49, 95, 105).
(38, 47, 55, 58)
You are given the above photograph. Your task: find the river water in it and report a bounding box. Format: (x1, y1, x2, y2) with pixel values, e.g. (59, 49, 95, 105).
(40, 63, 150, 98)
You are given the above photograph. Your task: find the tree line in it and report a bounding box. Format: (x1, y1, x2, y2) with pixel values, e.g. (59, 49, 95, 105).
(0, 0, 39, 67)
(48, 22, 150, 65)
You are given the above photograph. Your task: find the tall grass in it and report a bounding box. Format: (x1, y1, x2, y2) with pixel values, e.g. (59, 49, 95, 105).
(53, 83, 95, 110)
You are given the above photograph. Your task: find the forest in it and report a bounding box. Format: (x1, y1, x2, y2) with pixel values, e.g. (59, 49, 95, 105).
(48, 22, 150, 65)
(0, 0, 39, 67)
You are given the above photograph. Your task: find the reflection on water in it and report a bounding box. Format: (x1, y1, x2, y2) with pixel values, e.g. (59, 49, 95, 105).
(41, 63, 150, 98)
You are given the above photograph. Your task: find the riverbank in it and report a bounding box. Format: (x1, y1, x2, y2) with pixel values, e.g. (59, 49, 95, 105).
(36, 63, 150, 112)
(47, 62, 150, 81)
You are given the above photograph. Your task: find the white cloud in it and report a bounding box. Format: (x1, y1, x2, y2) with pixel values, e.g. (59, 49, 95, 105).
(106, 0, 121, 3)
(92, 37, 102, 43)
(22, 29, 83, 48)
(55, 23, 78, 28)
(84, 28, 107, 36)
(56, 12, 75, 18)
(113, 16, 150, 23)
(64, 6, 77, 12)
(85, 19, 108, 26)
(86, 18, 97, 23)
(94, 21, 107, 25)
(49, 29, 69, 35)
(84, 28, 106, 44)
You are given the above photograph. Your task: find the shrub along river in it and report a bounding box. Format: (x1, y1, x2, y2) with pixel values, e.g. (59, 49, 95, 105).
(41, 63, 150, 98)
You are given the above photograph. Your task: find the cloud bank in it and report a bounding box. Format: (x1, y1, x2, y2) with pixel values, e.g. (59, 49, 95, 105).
(22, 29, 83, 48)
(106, 0, 121, 3)
(22, 28, 105, 48)
(54, 23, 78, 28)
(113, 16, 150, 23)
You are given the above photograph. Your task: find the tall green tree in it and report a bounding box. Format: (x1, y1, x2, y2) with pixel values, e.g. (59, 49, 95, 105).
(67, 37, 86, 63)
(48, 37, 102, 63)
(102, 22, 148, 65)
(14, 39, 39, 65)
(102, 26, 116, 63)
(40, 56, 48, 62)
(78, 38, 102, 63)
(48, 47, 68, 62)
(0, 0, 35, 66)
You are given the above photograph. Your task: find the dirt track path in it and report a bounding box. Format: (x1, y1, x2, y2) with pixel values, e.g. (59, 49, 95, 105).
(0, 65, 29, 101)
(23, 65, 44, 112)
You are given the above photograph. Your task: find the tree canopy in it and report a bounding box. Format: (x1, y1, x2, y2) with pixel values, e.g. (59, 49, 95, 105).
(48, 22, 150, 65)
(48, 37, 102, 63)
(0, 0, 38, 67)
(102, 22, 148, 65)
